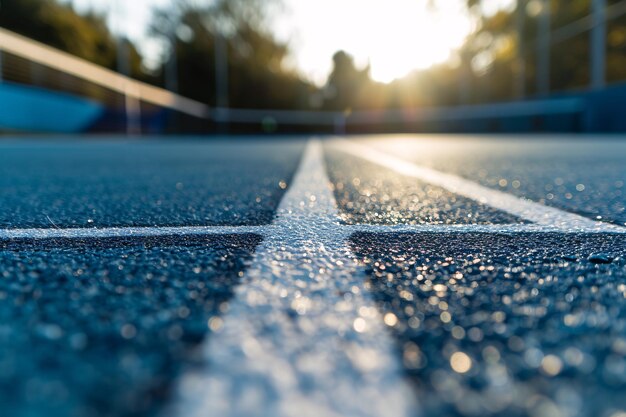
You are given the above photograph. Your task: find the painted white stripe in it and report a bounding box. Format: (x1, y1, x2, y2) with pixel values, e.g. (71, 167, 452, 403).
(0, 225, 267, 240)
(347, 223, 626, 234)
(1, 138, 623, 417)
(333, 139, 625, 233)
(165, 140, 418, 417)
(3, 221, 624, 241)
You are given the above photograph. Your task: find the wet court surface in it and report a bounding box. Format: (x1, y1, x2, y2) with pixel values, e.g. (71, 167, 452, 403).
(1, 135, 626, 417)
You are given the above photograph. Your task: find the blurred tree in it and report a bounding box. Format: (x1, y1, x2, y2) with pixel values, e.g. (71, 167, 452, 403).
(323, 51, 372, 111)
(392, 62, 467, 107)
(150, 0, 314, 110)
(325, 0, 626, 110)
(458, 0, 626, 100)
(0, 0, 147, 80)
(607, 0, 626, 83)
(462, 6, 518, 102)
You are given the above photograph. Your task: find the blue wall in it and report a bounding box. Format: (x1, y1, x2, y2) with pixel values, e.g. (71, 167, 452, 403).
(413, 82, 626, 134)
(0, 82, 103, 133)
(3, 79, 626, 134)
(576, 83, 626, 132)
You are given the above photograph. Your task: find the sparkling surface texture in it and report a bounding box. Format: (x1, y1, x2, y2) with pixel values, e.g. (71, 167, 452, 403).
(351, 232, 626, 417)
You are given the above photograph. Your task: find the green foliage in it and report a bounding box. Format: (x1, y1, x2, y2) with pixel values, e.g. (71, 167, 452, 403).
(455, 0, 624, 100)
(4, 0, 626, 113)
(151, 0, 313, 109)
(322, 0, 626, 109)
(0, 0, 146, 79)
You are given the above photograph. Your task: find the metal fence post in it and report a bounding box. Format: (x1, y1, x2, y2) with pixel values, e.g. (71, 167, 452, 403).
(334, 113, 346, 134)
(457, 47, 472, 105)
(536, 0, 551, 96)
(591, 0, 606, 89)
(166, 31, 178, 93)
(117, 38, 141, 135)
(215, 33, 229, 133)
(515, 0, 526, 99)
(112, 0, 140, 135)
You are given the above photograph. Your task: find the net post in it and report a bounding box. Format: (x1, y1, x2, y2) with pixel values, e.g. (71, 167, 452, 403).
(215, 33, 229, 134)
(124, 82, 142, 136)
(165, 31, 179, 93)
(591, 0, 606, 90)
(117, 37, 141, 135)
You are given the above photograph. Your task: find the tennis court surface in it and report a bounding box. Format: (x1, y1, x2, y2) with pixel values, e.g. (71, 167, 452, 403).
(1, 135, 625, 417)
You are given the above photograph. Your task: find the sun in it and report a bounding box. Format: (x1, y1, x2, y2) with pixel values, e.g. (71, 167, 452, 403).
(360, 1, 472, 83)
(278, 0, 473, 86)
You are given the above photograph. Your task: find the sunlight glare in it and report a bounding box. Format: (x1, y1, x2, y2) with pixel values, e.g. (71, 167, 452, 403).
(278, 0, 473, 85)
(361, 1, 472, 83)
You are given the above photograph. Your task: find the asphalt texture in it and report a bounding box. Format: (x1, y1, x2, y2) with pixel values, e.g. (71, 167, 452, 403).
(351, 232, 626, 417)
(325, 145, 526, 225)
(366, 136, 626, 226)
(0, 234, 262, 417)
(0, 138, 304, 228)
(1, 135, 626, 417)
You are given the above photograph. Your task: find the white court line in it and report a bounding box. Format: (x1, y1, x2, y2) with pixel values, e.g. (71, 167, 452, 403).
(0, 225, 267, 240)
(1, 138, 624, 417)
(333, 139, 626, 233)
(346, 223, 626, 234)
(3, 222, 624, 240)
(3, 140, 625, 240)
(164, 140, 418, 417)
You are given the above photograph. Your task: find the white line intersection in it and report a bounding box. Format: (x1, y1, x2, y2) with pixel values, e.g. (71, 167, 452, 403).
(2, 139, 625, 417)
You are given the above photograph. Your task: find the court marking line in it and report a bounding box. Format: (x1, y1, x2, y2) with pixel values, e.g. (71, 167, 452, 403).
(3, 223, 625, 241)
(0, 225, 267, 240)
(1, 139, 624, 417)
(164, 140, 419, 417)
(2, 138, 624, 239)
(333, 139, 626, 233)
(346, 223, 626, 234)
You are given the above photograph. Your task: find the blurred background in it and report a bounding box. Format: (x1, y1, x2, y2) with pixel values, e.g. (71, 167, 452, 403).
(1, 0, 626, 134)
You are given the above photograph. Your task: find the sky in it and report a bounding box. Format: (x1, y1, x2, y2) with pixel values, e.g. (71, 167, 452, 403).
(64, 0, 516, 85)
(274, 0, 473, 84)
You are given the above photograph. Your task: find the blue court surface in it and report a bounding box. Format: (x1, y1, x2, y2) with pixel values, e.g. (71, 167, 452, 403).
(1, 135, 625, 417)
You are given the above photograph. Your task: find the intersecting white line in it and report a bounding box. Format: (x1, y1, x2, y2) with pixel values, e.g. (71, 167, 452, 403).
(164, 140, 418, 417)
(0, 225, 267, 240)
(3, 222, 624, 240)
(4, 139, 623, 240)
(333, 139, 626, 234)
(2, 137, 625, 417)
(346, 223, 626, 234)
